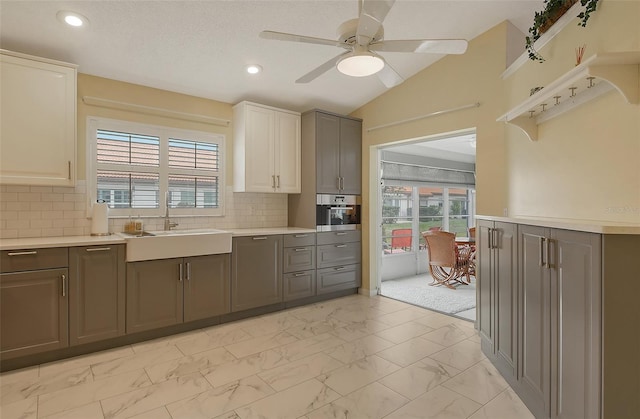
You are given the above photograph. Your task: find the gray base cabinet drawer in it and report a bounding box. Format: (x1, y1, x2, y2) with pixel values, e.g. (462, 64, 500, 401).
(283, 270, 316, 301)
(1, 248, 68, 273)
(317, 230, 361, 245)
(317, 265, 361, 295)
(284, 233, 315, 248)
(283, 246, 315, 273)
(317, 242, 361, 269)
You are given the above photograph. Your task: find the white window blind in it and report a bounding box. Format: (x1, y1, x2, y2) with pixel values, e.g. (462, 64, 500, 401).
(88, 118, 224, 217)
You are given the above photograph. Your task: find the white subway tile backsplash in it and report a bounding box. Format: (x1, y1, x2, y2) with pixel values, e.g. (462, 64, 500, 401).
(0, 184, 289, 239)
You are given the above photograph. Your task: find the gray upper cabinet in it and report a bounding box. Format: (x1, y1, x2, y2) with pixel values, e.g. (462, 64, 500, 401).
(1, 248, 69, 360)
(69, 245, 125, 346)
(231, 235, 283, 312)
(477, 220, 518, 383)
(315, 111, 362, 195)
(184, 254, 230, 322)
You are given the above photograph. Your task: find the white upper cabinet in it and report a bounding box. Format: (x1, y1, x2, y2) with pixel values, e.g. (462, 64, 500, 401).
(0, 50, 77, 186)
(233, 101, 301, 193)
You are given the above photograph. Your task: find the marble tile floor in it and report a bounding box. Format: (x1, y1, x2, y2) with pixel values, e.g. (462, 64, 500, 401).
(0, 294, 534, 419)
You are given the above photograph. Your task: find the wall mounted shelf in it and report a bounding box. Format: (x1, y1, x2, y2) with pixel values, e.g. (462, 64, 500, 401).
(497, 51, 640, 141)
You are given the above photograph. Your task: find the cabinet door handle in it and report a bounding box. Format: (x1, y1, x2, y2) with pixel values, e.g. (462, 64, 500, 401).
(294, 248, 308, 252)
(492, 229, 499, 249)
(340, 177, 344, 190)
(7, 251, 38, 256)
(294, 234, 308, 238)
(186, 262, 191, 281)
(68, 161, 72, 180)
(179, 263, 183, 282)
(487, 228, 493, 249)
(252, 236, 268, 240)
(276, 175, 280, 188)
(545, 238, 552, 269)
(336, 232, 347, 236)
(272, 175, 276, 188)
(335, 244, 347, 248)
(86, 247, 111, 252)
(293, 272, 306, 277)
(334, 266, 346, 271)
(61, 274, 67, 297)
(539, 237, 546, 268)
(336, 177, 341, 191)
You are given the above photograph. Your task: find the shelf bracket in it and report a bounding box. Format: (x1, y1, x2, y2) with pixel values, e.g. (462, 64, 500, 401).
(588, 64, 640, 104)
(504, 116, 538, 142)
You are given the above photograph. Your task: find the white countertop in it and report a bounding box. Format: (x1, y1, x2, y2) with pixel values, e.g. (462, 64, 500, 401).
(0, 227, 318, 250)
(228, 227, 317, 237)
(476, 215, 640, 234)
(0, 235, 126, 251)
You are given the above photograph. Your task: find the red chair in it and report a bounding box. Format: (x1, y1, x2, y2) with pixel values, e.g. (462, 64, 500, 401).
(391, 228, 412, 251)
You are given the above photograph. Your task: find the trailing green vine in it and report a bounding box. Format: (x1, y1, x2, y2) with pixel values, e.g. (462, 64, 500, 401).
(525, 0, 600, 62)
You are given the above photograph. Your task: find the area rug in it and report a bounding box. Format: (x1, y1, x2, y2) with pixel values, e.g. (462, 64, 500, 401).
(380, 274, 476, 315)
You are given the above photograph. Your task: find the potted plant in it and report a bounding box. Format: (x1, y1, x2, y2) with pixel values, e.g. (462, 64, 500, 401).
(526, 0, 600, 62)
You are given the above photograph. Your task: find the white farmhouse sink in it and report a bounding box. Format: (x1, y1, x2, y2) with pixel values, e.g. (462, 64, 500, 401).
(121, 228, 232, 262)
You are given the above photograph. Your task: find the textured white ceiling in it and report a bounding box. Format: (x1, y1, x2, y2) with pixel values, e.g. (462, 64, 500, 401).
(0, 0, 543, 115)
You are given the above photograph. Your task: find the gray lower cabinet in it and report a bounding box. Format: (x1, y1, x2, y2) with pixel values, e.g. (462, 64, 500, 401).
(316, 231, 361, 294)
(126, 258, 184, 334)
(518, 226, 601, 419)
(69, 245, 126, 346)
(127, 254, 231, 333)
(184, 254, 230, 322)
(1, 248, 69, 360)
(232, 235, 283, 312)
(283, 233, 316, 302)
(477, 220, 518, 383)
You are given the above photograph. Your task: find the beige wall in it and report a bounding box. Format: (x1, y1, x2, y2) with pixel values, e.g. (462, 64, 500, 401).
(506, 0, 640, 221)
(351, 23, 512, 292)
(77, 74, 233, 183)
(352, 1, 640, 292)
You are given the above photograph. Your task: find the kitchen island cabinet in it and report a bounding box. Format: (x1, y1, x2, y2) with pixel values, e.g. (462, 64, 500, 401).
(476, 216, 640, 419)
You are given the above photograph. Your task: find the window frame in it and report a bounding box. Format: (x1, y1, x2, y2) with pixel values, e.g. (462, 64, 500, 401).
(86, 117, 225, 218)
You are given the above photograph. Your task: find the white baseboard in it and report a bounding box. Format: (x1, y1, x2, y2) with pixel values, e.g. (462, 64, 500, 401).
(358, 287, 378, 297)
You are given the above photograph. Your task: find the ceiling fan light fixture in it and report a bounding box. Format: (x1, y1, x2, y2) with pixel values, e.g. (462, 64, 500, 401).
(337, 51, 385, 77)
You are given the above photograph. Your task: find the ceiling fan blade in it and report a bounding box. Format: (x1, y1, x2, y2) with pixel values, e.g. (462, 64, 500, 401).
(370, 39, 468, 54)
(296, 52, 350, 84)
(377, 62, 404, 88)
(356, 0, 395, 45)
(260, 31, 344, 48)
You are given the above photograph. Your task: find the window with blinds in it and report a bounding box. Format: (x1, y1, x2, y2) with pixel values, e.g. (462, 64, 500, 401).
(88, 118, 224, 216)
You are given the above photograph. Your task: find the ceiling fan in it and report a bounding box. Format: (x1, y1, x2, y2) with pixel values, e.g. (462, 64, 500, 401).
(259, 0, 468, 88)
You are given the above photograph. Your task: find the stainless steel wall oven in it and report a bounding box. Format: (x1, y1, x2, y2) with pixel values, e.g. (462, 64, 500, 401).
(316, 194, 361, 231)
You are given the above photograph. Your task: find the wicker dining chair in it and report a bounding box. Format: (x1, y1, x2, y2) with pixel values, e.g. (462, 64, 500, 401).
(422, 230, 473, 289)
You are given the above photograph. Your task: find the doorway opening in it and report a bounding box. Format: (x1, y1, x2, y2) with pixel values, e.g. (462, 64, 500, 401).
(374, 130, 477, 321)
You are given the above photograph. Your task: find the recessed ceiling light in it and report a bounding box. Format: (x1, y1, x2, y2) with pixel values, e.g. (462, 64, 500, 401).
(246, 64, 262, 75)
(57, 11, 89, 28)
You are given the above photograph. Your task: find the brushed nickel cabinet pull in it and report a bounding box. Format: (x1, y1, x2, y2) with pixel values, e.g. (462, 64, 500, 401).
(68, 161, 72, 180)
(276, 175, 280, 188)
(293, 272, 306, 277)
(539, 237, 545, 267)
(86, 247, 111, 252)
(252, 236, 268, 240)
(7, 251, 38, 256)
(335, 232, 347, 236)
(186, 262, 191, 281)
(61, 274, 67, 297)
(336, 177, 341, 190)
(335, 244, 347, 248)
(545, 238, 551, 269)
(294, 234, 308, 238)
(272, 175, 276, 188)
(294, 248, 308, 252)
(334, 266, 346, 271)
(179, 263, 183, 282)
